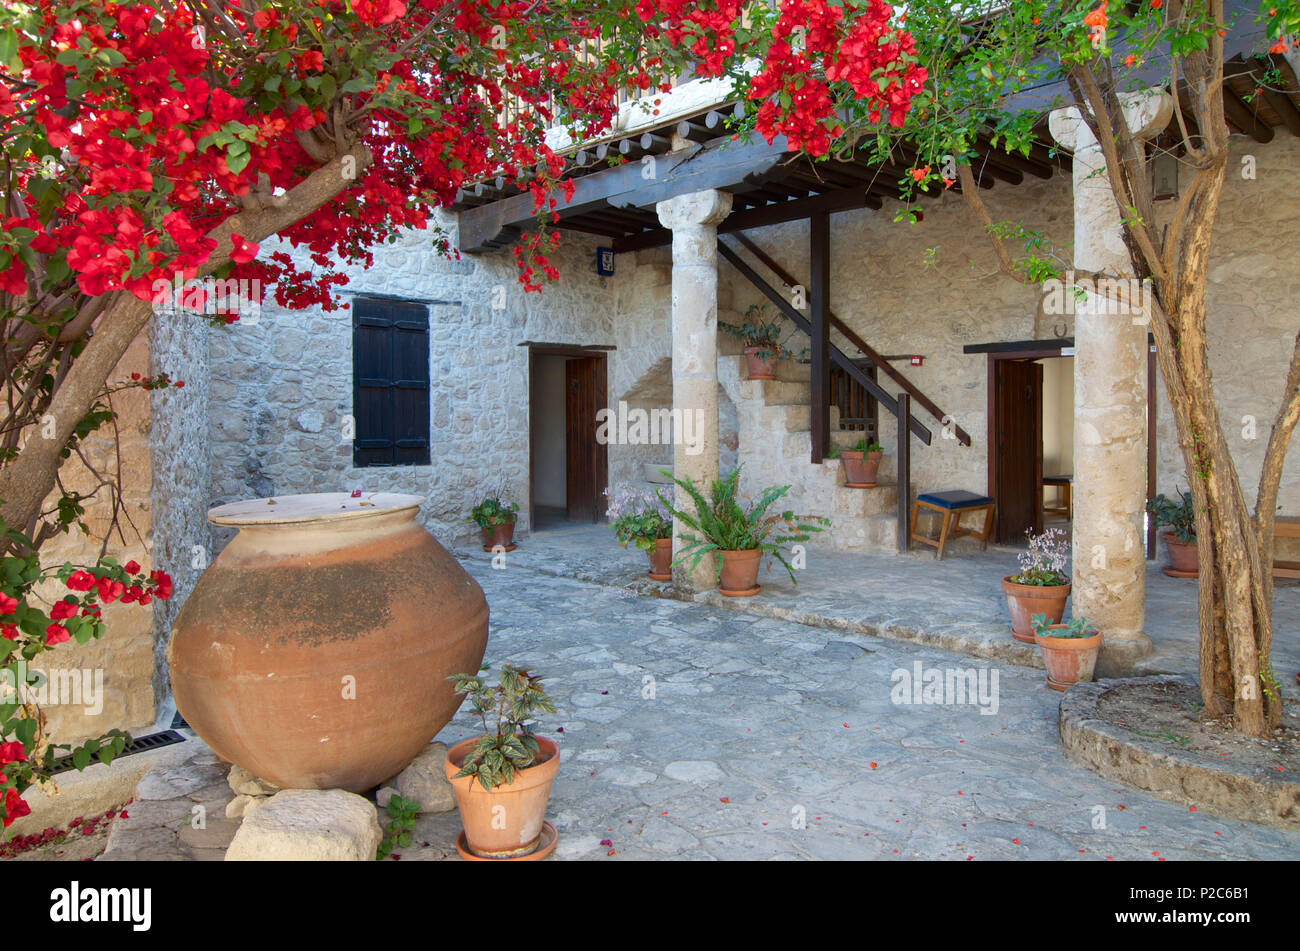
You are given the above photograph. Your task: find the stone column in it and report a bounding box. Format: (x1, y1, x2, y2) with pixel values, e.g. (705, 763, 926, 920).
(1049, 90, 1172, 673)
(656, 189, 732, 592)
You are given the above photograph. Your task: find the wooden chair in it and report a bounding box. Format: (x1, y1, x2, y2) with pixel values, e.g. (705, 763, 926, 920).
(1042, 474, 1072, 521)
(910, 491, 996, 559)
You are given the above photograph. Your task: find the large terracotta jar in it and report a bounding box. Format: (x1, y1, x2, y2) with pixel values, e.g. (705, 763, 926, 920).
(168, 493, 489, 793)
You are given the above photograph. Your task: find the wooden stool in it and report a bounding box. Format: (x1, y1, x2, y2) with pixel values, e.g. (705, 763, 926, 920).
(910, 491, 996, 559)
(1043, 475, 1072, 521)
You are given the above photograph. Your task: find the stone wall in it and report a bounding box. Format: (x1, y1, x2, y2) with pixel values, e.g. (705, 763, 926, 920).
(193, 136, 1300, 566)
(148, 308, 212, 709)
(205, 215, 620, 549)
(1154, 134, 1300, 557)
(34, 338, 155, 745)
(719, 134, 1300, 554)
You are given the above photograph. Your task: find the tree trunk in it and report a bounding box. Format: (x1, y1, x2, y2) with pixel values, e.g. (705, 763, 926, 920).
(0, 146, 372, 539)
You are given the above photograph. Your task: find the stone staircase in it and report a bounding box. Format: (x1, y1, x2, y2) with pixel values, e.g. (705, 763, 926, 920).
(717, 337, 901, 554)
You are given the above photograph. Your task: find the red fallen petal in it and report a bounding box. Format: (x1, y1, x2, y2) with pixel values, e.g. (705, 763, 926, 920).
(1012, 839, 1021, 845)
(1189, 806, 1196, 812)
(869, 762, 877, 769)
(719, 798, 730, 804)
(843, 723, 849, 728)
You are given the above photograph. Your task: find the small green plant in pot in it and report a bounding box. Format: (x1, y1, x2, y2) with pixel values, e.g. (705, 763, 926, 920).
(1147, 489, 1198, 576)
(467, 495, 519, 552)
(828, 437, 885, 487)
(443, 663, 560, 860)
(657, 466, 829, 596)
(1002, 527, 1071, 643)
(1031, 613, 1102, 691)
(720, 304, 804, 380)
(605, 482, 674, 580)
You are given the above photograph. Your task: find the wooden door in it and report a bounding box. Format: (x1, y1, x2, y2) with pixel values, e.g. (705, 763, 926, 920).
(565, 356, 607, 522)
(993, 359, 1044, 543)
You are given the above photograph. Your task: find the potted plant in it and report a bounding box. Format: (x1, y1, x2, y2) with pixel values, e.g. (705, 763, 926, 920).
(444, 664, 559, 860)
(658, 466, 829, 596)
(1031, 613, 1102, 691)
(605, 483, 674, 581)
(467, 495, 519, 551)
(720, 304, 803, 380)
(827, 437, 885, 487)
(1002, 527, 1071, 643)
(1147, 489, 1197, 577)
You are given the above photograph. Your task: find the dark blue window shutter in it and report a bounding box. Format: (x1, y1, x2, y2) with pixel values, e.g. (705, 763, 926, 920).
(352, 298, 430, 467)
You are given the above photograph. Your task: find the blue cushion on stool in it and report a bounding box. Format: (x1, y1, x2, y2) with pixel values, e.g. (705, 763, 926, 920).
(917, 490, 993, 510)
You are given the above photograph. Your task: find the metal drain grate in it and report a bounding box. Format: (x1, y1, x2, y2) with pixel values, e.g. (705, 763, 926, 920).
(49, 729, 187, 775)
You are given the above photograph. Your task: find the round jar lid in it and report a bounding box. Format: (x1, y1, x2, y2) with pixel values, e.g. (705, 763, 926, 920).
(207, 492, 424, 527)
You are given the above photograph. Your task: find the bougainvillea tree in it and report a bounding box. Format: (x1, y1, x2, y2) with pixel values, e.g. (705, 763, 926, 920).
(0, 1, 931, 829)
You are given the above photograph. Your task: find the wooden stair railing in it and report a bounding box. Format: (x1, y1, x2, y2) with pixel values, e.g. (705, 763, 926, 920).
(728, 232, 974, 447)
(718, 241, 933, 446)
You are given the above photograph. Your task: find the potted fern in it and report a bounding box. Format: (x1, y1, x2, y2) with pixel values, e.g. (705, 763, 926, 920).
(827, 437, 885, 488)
(720, 304, 802, 380)
(444, 664, 559, 860)
(658, 466, 829, 596)
(1147, 489, 1198, 577)
(467, 495, 519, 551)
(1031, 613, 1102, 690)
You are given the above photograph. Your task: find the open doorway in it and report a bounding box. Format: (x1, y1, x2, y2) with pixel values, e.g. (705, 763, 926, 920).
(980, 339, 1156, 551)
(990, 356, 1045, 543)
(1039, 355, 1074, 531)
(527, 344, 609, 531)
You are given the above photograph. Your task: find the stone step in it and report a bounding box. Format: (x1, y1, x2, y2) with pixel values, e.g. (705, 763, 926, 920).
(809, 513, 899, 553)
(755, 379, 810, 406)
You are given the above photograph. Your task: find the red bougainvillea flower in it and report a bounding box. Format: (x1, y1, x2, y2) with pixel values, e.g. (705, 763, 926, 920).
(3, 787, 31, 828)
(123, 560, 141, 575)
(49, 600, 78, 621)
(64, 571, 95, 592)
(0, 742, 26, 764)
(149, 570, 173, 600)
(229, 235, 260, 264)
(1, 624, 18, 640)
(44, 623, 70, 646)
(0, 593, 16, 615)
(96, 577, 125, 604)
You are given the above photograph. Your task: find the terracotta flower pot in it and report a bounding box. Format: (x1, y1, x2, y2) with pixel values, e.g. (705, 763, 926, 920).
(744, 346, 778, 380)
(1002, 576, 1071, 643)
(481, 520, 516, 551)
(841, 449, 883, 488)
(1035, 625, 1103, 691)
(445, 735, 560, 859)
(1162, 532, 1198, 575)
(647, 538, 673, 581)
(718, 548, 762, 596)
(169, 493, 489, 793)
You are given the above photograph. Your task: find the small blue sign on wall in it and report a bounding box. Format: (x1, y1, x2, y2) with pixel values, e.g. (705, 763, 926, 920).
(596, 247, 615, 276)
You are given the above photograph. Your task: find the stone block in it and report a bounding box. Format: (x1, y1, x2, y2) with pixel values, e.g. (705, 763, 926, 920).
(225, 789, 381, 861)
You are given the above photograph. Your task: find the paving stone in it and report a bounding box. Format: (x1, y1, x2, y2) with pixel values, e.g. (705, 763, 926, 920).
(664, 761, 726, 785)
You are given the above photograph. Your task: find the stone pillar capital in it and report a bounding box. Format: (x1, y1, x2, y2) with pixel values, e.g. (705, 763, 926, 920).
(656, 189, 733, 231)
(1048, 88, 1173, 154)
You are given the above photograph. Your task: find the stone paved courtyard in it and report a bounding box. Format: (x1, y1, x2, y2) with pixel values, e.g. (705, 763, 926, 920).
(102, 549, 1300, 861)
